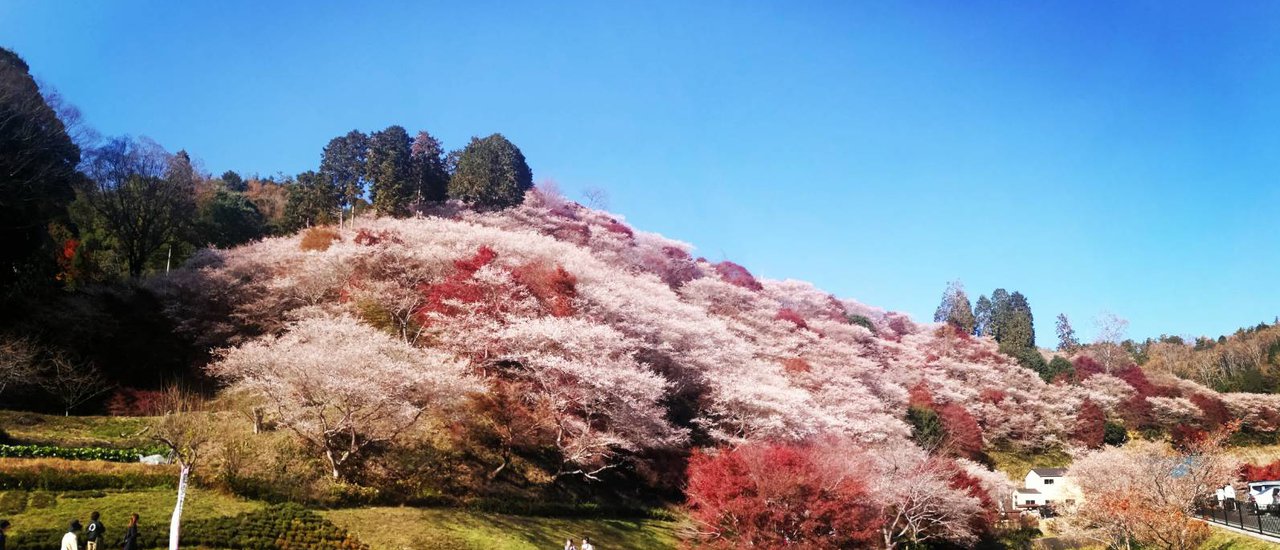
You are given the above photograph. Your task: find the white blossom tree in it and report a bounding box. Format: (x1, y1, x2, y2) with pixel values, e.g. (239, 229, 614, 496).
(211, 314, 477, 481)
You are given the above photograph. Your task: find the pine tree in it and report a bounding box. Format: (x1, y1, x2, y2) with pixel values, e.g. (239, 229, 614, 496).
(932, 280, 976, 335)
(410, 130, 449, 204)
(319, 130, 368, 223)
(1055, 313, 1080, 352)
(973, 295, 992, 336)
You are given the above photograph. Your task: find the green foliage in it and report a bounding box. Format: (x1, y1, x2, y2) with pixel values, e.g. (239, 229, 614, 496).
(1103, 421, 1129, 446)
(366, 125, 416, 216)
(0, 47, 80, 294)
(320, 130, 369, 215)
(0, 444, 162, 462)
(1055, 313, 1079, 352)
(221, 170, 247, 192)
(410, 130, 449, 203)
(845, 314, 876, 333)
(1007, 346, 1046, 378)
(5, 504, 368, 550)
(907, 405, 945, 448)
(284, 170, 340, 231)
(448, 133, 532, 208)
(0, 490, 27, 514)
(1040, 355, 1074, 383)
(933, 280, 976, 334)
(0, 463, 175, 491)
(973, 294, 993, 336)
(196, 189, 266, 248)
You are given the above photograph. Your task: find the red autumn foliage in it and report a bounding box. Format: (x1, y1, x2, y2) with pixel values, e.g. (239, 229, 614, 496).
(1073, 355, 1106, 380)
(782, 358, 812, 374)
(1241, 460, 1280, 482)
(1114, 365, 1156, 397)
(601, 219, 634, 238)
(1118, 394, 1156, 431)
(106, 388, 167, 416)
(775, 308, 808, 330)
(1190, 393, 1231, 429)
(713, 261, 763, 291)
(950, 466, 999, 534)
(354, 228, 403, 246)
(979, 388, 1007, 405)
(1072, 399, 1106, 449)
(415, 246, 501, 320)
(512, 261, 578, 318)
(685, 442, 882, 549)
(55, 238, 79, 282)
(908, 381, 935, 408)
(1170, 424, 1208, 452)
(938, 403, 985, 460)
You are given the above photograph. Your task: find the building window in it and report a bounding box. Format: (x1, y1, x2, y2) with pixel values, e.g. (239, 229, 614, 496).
(1026, 500, 1036, 505)
(1044, 479, 1055, 485)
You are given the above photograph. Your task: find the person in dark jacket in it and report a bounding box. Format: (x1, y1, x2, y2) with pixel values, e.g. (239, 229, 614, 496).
(85, 511, 104, 550)
(1, 519, 11, 550)
(121, 514, 139, 550)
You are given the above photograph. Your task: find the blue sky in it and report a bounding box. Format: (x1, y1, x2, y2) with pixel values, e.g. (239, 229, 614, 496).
(4, 1, 1279, 344)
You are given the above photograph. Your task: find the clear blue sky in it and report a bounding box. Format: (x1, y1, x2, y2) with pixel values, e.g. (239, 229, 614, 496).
(4, 1, 1279, 344)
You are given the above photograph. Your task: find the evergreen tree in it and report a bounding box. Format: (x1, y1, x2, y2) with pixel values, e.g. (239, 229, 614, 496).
(1044, 355, 1075, 383)
(1055, 313, 1080, 352)
(448, 133, 532, 208)
(196, 189, 265, 248)
(907, 405, 945, 449)
(221, 170, 246, 192)
(365, 125, 415, 216)
(973, 294, 992, 336)
(993, 290, 1035, 352)
(0, 47, 80, 291)
(933, 280, 976, 334)
(319, 130, 368, 222)
(410, 130, 449, 204)
(283, 170, 339, 230)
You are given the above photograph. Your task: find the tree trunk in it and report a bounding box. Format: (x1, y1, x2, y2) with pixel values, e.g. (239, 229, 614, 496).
(169, 463, 190, 550)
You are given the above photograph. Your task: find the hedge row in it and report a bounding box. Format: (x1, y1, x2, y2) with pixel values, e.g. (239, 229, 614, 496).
(0, 464, 175, 491)
(0, 444, 166, 463)
(7, 504, 368, 550)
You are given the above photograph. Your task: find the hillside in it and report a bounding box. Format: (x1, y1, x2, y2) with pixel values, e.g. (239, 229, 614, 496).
(152, 189, 1280, 489)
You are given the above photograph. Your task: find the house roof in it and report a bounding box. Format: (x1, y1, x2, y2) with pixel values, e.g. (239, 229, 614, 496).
(1015, 488, 1042, 495)
(1031, 468, 1067, 477)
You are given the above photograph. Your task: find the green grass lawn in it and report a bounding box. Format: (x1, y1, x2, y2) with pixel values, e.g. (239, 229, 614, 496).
(0, 410, 153, 449)
(0, 487, 261, 541)
(324, 507, 683, 550)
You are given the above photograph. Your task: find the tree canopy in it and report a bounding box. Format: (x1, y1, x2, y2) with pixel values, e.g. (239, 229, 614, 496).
(448, 133, 532, 208)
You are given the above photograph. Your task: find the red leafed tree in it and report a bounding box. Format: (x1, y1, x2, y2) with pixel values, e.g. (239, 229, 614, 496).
(713, 260, 763, 291)
(686, 442, 882, 549)
(1170, 424, 1208, 452)
(1190, 393, 1231, 429)
(908, 381, 935, 408)
(775, 308, 808, 329)
(416, 245, 500, 320)
(511, 261, 578, 317)
(938, 403, 984, 460)
(1113, 365, 1155, 397)
(1241, 460, 1280, 482)
(1073, 355, 1106, 380)
(1072, 399, 1106, 449)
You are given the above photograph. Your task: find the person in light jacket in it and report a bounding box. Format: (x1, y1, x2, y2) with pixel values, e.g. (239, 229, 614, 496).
(61, 520, 81, 550)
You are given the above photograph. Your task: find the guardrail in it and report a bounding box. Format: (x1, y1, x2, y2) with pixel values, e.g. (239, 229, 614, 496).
(1195, 505, 1280, 538)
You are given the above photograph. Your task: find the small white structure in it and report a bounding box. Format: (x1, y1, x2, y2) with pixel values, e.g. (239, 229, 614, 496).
(1249, 481, 1280, 508)
(1012, 468, 1081, 509)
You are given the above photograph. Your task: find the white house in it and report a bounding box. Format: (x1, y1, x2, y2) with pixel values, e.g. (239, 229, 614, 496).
(1012, 468, 1082, 509)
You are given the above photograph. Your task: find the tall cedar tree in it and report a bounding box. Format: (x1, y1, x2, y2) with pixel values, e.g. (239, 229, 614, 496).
(1056, 313, 1080, 351)
(410, 130, 449, 203)
(990, 289, 1035, 352)
(319, 130, 368, 221)
(933, 280, 976, 335)
(973, 294, 993, 336)
(283, 170, 339, 230)
(0, 47, 80, 290)
(448, 133, 532, 208)
(366, 125, 416, 216)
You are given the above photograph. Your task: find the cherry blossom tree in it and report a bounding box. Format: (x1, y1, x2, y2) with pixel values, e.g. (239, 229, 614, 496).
(210, 314, 476, 481)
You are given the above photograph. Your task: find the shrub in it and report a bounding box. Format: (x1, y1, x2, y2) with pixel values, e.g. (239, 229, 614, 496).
(299, 226, 340, 252)
(1103, 422, 1129, 446)
(0, 490, 27, 514)
(685, 442, 882, 549)
(0, 458, 176, 490)
(712, 261, 762, 291)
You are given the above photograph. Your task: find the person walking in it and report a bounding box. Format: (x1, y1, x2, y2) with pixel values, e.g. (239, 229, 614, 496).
(121, 514, 139, 550)
(0, 519, 11, 550)
(85, 511, 104, 550)
(61, 520, 81, 550)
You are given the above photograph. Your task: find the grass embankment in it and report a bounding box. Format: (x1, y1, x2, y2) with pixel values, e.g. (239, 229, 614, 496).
(1201, 529, 1279, 549)
(988, 447, 1072, 481)
(325, 507, 682, 550)
(0, 411, 151, 448)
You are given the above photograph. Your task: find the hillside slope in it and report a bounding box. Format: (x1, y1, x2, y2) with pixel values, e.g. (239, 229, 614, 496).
(156, 189, 1280, 490)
